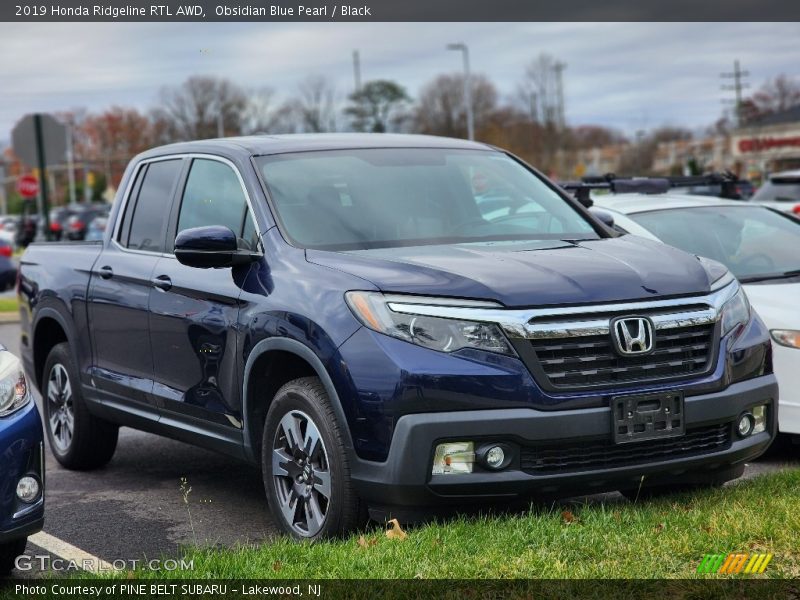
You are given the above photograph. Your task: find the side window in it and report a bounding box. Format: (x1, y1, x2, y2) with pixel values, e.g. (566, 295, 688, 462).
(123, 159, 182, 252)
(177, 159, 258, 250)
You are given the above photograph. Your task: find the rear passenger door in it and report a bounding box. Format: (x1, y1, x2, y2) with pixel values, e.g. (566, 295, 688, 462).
(88, 157, 185, 415)
(149, 156, 260, 435)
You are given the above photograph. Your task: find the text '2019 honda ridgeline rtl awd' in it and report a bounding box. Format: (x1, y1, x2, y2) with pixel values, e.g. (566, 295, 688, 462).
(18, 134, 776, 539)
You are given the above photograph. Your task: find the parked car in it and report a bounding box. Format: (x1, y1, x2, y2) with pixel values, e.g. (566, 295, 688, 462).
(0, 257, 16, 291)
(65, 204, 110, 241)
(84, 216, 109, 242)
(672, 180, 755, 200)
(0, 240, 13, 259)
(15, 214, 38, 248)
(750, 170, 800, 215)
(49, 206, 76, 241)
(592, 194, 799, 438)
(19, 134, 777, 540)
(0, 218, 18, 247)
(0, 347, 44, 574)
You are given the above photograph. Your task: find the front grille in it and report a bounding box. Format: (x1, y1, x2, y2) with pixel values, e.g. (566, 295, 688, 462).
(528, 323, 716, 390)
(520, 423, 731, 474)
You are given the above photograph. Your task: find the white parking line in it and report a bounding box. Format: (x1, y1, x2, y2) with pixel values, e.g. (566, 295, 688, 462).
(28, 531, 118, 573)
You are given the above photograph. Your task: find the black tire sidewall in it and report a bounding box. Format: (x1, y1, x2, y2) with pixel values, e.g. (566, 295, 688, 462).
(262, 380, 349, 541)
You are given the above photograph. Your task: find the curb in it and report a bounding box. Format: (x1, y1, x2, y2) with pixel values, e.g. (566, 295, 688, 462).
(0, 313, 20, 324)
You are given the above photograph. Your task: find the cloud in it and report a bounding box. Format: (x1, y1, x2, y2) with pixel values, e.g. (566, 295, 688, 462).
(1, 22, 798, 139)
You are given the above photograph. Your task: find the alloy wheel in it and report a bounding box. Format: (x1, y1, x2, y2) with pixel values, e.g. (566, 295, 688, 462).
(271, 410, 332, 537)
(47, 363, 74, 453)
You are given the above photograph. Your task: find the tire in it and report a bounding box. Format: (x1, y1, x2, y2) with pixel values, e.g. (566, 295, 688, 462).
(43, 342, 119, 470)
(0, 538, 27, 575)
(262, 376, 366, 540)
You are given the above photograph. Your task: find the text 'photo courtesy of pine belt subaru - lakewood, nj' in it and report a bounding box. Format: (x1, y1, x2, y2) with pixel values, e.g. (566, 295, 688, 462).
(17, 134, 777, 540)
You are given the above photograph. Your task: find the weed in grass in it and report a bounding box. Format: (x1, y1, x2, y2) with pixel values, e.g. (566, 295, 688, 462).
(179, 476, 196, 545)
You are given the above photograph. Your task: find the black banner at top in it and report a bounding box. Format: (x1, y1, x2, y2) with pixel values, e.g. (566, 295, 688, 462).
(2, 0, 799, 22)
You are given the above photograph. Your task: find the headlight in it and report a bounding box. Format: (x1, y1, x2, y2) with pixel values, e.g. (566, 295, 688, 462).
(0, 366, 30, 417)
(720, 285, 750, 338)
(771, 330, 800, 349)
(345, 291, 515, 356)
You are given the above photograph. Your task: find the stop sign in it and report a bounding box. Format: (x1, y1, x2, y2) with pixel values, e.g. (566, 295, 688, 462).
(16, 174, 39, 198)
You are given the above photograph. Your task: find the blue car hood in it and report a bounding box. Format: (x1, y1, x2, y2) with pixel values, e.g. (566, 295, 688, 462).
(306, 236, 714, 308)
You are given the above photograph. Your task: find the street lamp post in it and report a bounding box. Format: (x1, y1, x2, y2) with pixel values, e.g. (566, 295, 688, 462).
(447, 42, 474, 141)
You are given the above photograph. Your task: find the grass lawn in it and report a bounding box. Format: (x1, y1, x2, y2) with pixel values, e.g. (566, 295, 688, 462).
(0, 297, 18, 313)
(134, 469, 800, 579)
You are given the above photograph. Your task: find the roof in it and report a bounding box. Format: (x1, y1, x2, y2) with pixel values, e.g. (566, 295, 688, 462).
(138, 133, 491, 159)
(592, 193, 751, 215)
(769, 169, 800, 179)
(746, 104, 800, 127)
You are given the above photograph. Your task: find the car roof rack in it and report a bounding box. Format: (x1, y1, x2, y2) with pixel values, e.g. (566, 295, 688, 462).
(559, 172, 741, 207)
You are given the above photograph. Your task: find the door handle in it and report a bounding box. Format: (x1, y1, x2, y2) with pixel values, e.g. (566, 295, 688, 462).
(151, 274, 172, 291)
(98, 266, 113, 279)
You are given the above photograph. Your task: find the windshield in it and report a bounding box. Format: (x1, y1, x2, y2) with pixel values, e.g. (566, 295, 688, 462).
(629, 206, 800, 281)
(752, 177, 800, 202)
(256, 148, 598, 250)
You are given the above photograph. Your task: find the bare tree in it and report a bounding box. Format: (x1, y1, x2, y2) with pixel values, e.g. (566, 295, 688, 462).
(413, 73, 497, 138)
(241, 88, 298, 135)
(742, 74, 800, 121)
(295, 76, 337, 133)
(517, 53, 566, 128)
(153, 76, 248, 142)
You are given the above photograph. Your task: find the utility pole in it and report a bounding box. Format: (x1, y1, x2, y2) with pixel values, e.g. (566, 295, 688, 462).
(721, 59, 750, 127)
(352, 50, 362, 93)
(447, 43, 474, 141)
(0, 163, 7, 215)
(553, 61, 567, 130)
(66, 124, 77, 204)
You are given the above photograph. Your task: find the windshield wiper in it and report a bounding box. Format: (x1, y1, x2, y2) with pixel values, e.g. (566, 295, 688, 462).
(740, 269, 800, 283)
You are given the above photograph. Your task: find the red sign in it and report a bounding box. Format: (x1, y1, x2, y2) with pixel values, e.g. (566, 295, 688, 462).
(16, 174, 39, 198)
(738, 136, 800, 153)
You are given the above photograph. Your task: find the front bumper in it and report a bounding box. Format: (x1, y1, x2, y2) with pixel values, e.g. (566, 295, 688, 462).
(351, 375, 778, 513)
(0, 401, 45, 543)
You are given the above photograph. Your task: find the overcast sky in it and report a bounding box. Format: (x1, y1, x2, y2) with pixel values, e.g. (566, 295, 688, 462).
(1, 22, 798, 141)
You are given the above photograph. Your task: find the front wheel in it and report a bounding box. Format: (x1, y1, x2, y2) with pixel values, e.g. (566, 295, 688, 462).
(262, 377, 365, 540)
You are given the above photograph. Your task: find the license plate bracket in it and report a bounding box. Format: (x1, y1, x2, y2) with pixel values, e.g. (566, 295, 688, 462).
(612, 391, 684, 444)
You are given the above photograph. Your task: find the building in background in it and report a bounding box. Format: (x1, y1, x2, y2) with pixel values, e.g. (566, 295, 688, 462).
(731, 105, 800, 182)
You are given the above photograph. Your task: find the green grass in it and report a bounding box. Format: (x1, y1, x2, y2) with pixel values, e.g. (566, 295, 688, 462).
(0, 297, 18, 313)
(132, 469, 800, 579)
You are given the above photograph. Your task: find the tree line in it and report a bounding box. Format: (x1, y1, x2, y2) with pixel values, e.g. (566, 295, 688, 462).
(5, 60, 798, 204)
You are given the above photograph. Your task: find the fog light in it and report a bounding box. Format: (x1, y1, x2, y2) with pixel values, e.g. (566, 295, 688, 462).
(752, 405, 767, 435)
(485, 446, 505, 469)
(432, 442, 474, 475)
(16, 476, 40, 503)
(737, 413, 755, 438)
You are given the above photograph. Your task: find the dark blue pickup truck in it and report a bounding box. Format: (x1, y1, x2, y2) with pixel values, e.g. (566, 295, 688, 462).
(18, 134, 777, 539)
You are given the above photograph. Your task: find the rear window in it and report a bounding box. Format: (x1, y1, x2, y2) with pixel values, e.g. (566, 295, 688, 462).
(121, 160, 182, 252)
(752, 177, 800, 203)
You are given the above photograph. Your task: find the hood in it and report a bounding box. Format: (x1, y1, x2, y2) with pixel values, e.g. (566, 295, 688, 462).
(306, 236, 713, 307)
(742, 281, 800, 329)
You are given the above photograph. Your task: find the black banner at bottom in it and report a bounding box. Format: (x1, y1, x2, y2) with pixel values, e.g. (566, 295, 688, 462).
(2, 579, 800, 600)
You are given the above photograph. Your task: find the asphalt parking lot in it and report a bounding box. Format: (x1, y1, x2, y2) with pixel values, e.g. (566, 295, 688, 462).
(0, 320, 797, 577)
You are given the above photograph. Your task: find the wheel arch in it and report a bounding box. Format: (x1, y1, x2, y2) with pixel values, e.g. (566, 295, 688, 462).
(242, 338, 355, 465)
(31, 307, 76, 391)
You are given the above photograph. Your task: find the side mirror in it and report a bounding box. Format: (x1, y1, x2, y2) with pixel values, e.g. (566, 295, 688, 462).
(590, 208, 615, 229)
(174, 226, 259, 269)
